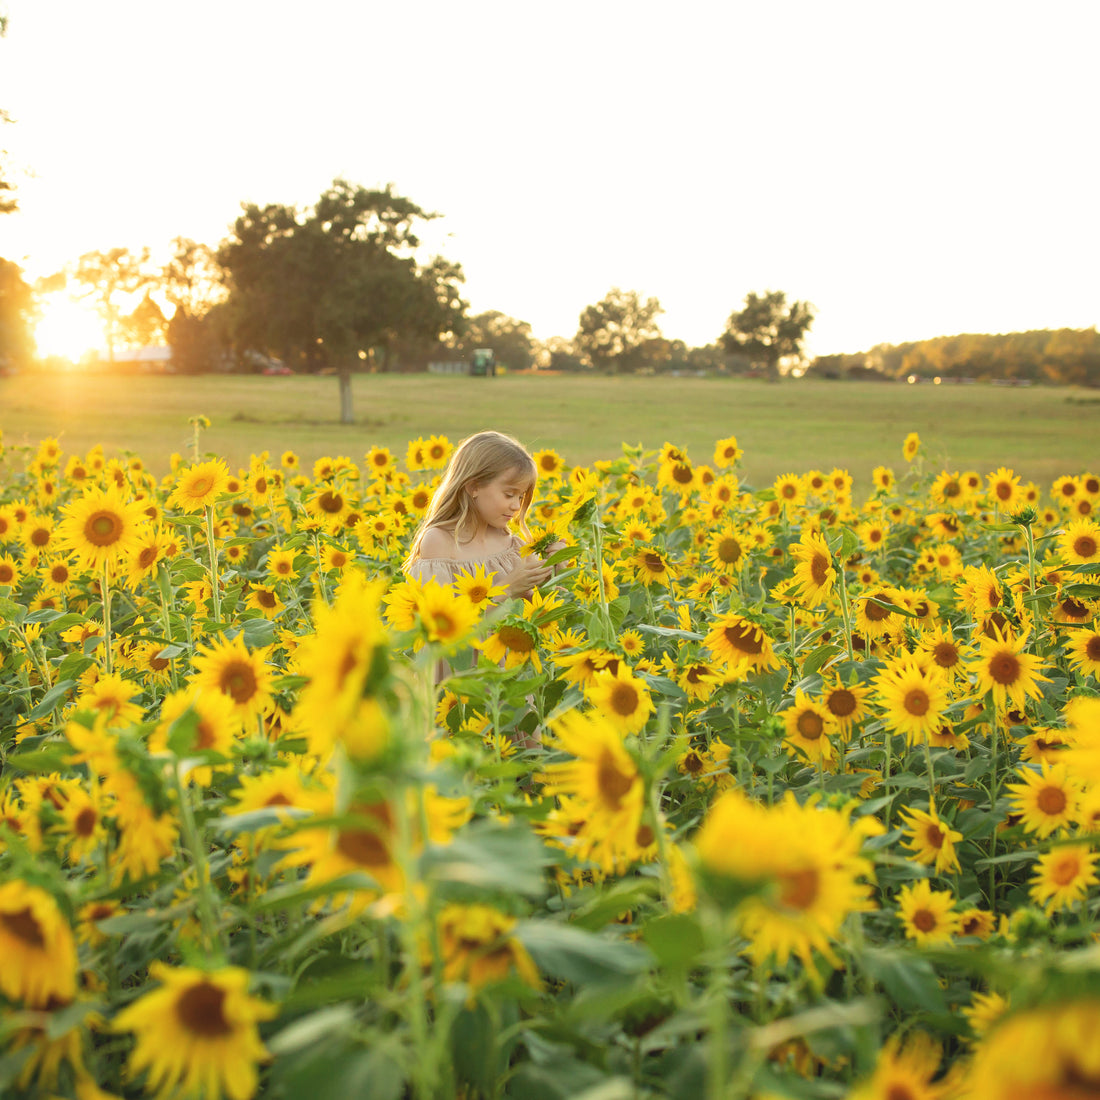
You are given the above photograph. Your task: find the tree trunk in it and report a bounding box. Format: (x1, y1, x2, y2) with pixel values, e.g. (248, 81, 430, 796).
(338, 365, 353, 423)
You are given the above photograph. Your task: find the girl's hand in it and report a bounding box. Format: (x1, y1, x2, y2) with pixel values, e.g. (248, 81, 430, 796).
(502, 555, 552, 598)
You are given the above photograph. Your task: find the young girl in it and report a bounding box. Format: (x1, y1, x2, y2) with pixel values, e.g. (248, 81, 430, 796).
(403, 430, 553, 597)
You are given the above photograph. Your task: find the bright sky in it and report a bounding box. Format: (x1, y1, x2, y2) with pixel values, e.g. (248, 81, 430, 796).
(2, 0, 1098, 357)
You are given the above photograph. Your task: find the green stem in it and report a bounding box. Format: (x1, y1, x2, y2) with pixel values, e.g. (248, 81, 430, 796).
(204, 505, 222, 626)
(837, 560, 855, 663)
(101, 562, 113, 675)
(702, 900, 731, 1100)
(172, 764, 221, 958)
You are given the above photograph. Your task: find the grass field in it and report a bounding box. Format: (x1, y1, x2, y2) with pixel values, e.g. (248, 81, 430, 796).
(3, 370, 1097, 488)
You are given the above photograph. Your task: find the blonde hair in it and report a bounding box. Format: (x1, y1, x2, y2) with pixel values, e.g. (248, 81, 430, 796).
(404, 430, 538, 567)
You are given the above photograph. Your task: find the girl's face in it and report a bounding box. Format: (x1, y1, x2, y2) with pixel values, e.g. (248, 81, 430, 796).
(469, 468, 531, 532)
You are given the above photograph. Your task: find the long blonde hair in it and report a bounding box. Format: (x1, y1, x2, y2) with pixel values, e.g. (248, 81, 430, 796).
(404, 430, 538, 567)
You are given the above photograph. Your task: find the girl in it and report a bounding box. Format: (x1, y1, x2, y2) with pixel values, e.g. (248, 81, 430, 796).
(403, 430, 553, 597)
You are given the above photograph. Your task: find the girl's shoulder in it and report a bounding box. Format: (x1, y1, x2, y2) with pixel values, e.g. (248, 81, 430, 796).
(416, 525, 461, 560)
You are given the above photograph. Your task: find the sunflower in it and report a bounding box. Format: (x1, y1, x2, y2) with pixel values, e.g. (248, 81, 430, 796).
(854, 586, 902, 639)
(1029, 844, 1099, 912)
(308, 485, 353, 530)
(265, 546, 298, 582)
(820, 677, 871, 739)
(152, 686, 243, 773)
(436, 904, 540, 995)
(986, 465, 1020, 508)
(902, 432, 921, 462)
(75, 673, 144, 727)
(0, 554, 20, 587)
(790, 528, 836, 606)
(245, 583, 285, 619)
(584, 663, 655, 735)
(1058, 517, 1100, 564)
(480, 620, 542, 672)
(896, 879, 958, 945)
(849, 1032, 956, 1100)
(899, 806, 963, 874)
(703, 612, 782, 677)
(51, 783, 108, 864)
(1006, 761, 1082, 837)
(782, 692, 836, 765)
(695, 790, 878, 972)
(915, 624, 968, 681)
(416, 579, 481, 651)
(875, 659, 951, 745)
(1065, 628, 1100, 678)
(0, 881, 78, 1006)
(630, 546, 675, 587)
(167, 459, 231, 514)
(712, 435, 742, 469)
(968, 631, 1051, 714)
(112, 962, 276, 1100)
(958, 909, 996, 941)
(532, 448, 566, 480)
(191, 634, 275, 723)
(538, 710, 645, 873)
(772, 472, 806, 510)
(38, 556, 77, 597)
(56, 482, 149, 573)
(554, 646, 620, 688)
(706, 523, 748, 575)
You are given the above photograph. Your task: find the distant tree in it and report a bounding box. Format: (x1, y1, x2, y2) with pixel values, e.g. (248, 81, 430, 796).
(574, 287, 663, 373)
(461, 310, 535, 371)
(72, 248, 151, 364)
(118, 291, 167, 348)
(719, 290, 815, 382)
(0, 257, 35, 367)
(219, 179, 466, 422)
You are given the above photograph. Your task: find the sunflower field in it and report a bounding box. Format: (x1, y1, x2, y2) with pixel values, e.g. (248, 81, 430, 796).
(1, 423, 1100, 1100)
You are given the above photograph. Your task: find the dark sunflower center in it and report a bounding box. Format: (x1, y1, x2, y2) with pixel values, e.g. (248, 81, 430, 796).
(596, 749, 634, 810)
(85, 510, 123, 546)
(1073, 535, 1097, 558)
(827, 689, 856, 718)
(643, 553, 665, 573)
(319, 491, 343, 514)
(779, 868, 819, 910)
(636, 824, 655, 847)
(1037, 787, 1067, 816)
(220, 660, 258, 703)
(912, 909, 936, 932)
(1, 907, 46, 948)
(723, 622, 763, 654)
(864, 598, 891, 622)
(176, 982, 232, 1037)
(75, 807, 98, 836)
(609, 682, 640, 716)
(498, 626, 534, 653)
(1086, 636, 1100, 660)
(988, 652, 1020, 685)
(926, 825, 944, 848)
(1051, 854, 1081, 887)
(672, 464, 693, 484)
(944, 480, 961, 497)
(717, 538, 741, 564)
(796, 711, 824, 740)
(905, 690, 930, 716)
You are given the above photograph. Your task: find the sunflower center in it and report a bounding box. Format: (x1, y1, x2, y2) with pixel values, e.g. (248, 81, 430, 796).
(1073, 535, 1098, 558)
(596, 748, 635, 811)
(84, 510, 124, 546)
(1037, 786, 1068, 816)
(0, 907, 46, 948)
(926, 825, 944, 848)
(864, 598, 890, 622)
(716, 537, 741, 564)
(672, 464, 693, 484)
(796, 711, 824, 740)
(150, 654, 171, 671)
(219, 660, 258, 703)
(1086, 636, 1100, 660)
(723, 622, 763, 654)
(995, 481, 1012, 501)
(498, 626, 534, 653)
(319, 491, 343, 514)
(51, 565, 69, 583)
(683, 751, 704, 774)
(138, 546, 158, 568)
(255, 477, 268, 494)
(176, 981, 232, 1037)
(337, 807, 392, 866)
(257, 590, 277, 609)
(988, 652, 1020, 685)
(31, 528, 49, 546)
(608, 681, 640, 717)
(810, 552, 830, 586)
(1051, 854, 1081, 887)
(885, 1085, 918, 1100)
(330, 551, 348, 568)
(467, 585, 488, 603)
(1062, 598, 1088, 618)
(912, 909, 937, 933)
(431, 611, 457, 637)
(190, 476, 213, 496)
(195, 718, 218, 750)
(904, 689, 930, 717)
(74, 807, 98, 836)
(827, 689, 856, 718)
(643, 553, 665, 574)
(0, 564, 13, 583)
(778, 868, 819, 911)
(944, 480, 961, 498)
(636, 824, 655, 847)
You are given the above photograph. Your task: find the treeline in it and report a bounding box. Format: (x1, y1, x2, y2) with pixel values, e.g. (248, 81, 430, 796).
(808, 328, 1100, 387)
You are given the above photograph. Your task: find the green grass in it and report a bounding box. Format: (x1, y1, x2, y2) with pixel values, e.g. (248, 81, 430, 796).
(2, 371, 1097, 490)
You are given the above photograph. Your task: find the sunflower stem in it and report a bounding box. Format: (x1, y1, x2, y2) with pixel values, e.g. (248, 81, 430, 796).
(922, 737, 937, 814)
(836, 557, 855, 663)
(702, 899, 731, 1100)
(172, 763, 222, 960)
(204, 504, 221, 627)
(101, 562, 113, 675)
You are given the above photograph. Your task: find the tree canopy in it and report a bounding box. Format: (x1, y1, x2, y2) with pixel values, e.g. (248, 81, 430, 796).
(719, 290, 816, 381)
(574, 287, 664, 373)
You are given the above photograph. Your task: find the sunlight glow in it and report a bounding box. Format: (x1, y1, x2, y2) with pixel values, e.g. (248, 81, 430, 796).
(34, 294, 104, 360)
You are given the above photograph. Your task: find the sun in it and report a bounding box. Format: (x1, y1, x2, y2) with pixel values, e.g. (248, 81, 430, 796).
(34, 292, 104, 359)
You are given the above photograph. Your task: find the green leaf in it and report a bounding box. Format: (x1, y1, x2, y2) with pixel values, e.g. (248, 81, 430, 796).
(642, 913, 705, 973)
(240, 617, 277, 648)
(267, 1006, 357, 1056)
(516, 921, 652, 986)
(800, 644, 844, 676)
(861, 947, 947, 1014)
(421, 821, 551, 899)
(27, 679, 76, 720)
(5, 745, 74, 775)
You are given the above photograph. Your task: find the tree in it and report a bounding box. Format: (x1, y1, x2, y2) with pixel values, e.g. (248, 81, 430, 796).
(119, 291, 168, 348)
(719, 290, 815, 382)
(574, 287, 663, 373)
(219, 178, 467, 422)
(0, 257, 35, 368)
(460, 310, 535, 371)
(72, 248, 151, 364)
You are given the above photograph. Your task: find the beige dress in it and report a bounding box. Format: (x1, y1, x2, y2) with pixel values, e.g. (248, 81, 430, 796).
(406, 533, 524, 589)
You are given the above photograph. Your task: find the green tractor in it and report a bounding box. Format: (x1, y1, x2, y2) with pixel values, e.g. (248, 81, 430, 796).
(469, 348, 497, 377)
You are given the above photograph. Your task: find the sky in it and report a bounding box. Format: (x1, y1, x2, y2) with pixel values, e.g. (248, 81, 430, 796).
(1, 0, 1098, 358)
